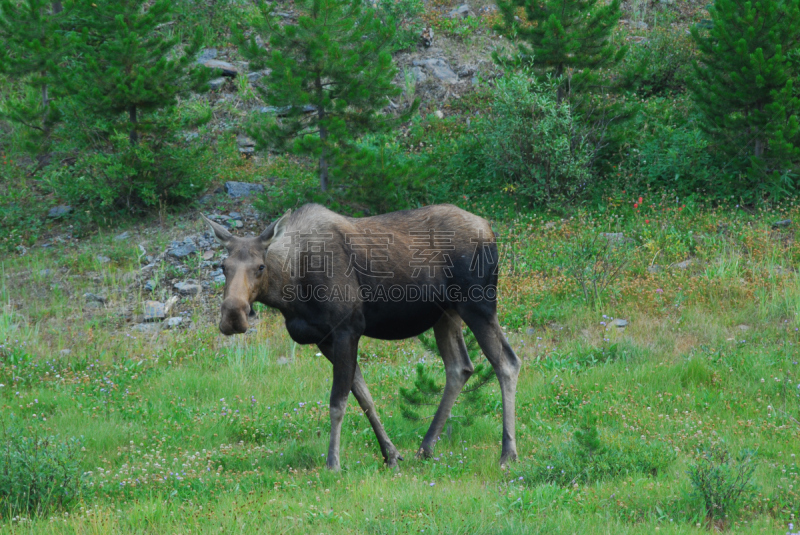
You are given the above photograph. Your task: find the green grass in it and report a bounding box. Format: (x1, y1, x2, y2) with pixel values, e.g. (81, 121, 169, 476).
(0, 202, 799, 533)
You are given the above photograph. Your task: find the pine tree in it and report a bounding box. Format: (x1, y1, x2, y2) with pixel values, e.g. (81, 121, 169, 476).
(399, 329, 496, 429)
(235, 0, 414, 191)
(494, 0, 625, 103)
(0, 0, 69, 135)
(689, 0, 800, 190)
(65, 0, 210, 145)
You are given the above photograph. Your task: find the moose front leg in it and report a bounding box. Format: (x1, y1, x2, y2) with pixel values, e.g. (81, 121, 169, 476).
(351, 364, 403, 468)
(318, 333, 358, 471)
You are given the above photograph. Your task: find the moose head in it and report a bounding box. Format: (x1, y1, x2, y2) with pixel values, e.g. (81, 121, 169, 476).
(200, 211, 291, 335)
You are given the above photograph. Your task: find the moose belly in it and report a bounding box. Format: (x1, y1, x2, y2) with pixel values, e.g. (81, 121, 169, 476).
(362, 301, 444, 341)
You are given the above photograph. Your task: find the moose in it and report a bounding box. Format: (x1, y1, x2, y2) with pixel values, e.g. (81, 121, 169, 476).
(202, 203, 520, 470)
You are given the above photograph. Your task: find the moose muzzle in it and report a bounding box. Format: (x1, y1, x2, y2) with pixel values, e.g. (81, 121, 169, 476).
(219, 298, 251, 335)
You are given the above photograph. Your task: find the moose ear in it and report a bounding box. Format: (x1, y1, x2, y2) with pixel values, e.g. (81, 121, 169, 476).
(200, 213, 234, 248)
(259, 209, 291, 249)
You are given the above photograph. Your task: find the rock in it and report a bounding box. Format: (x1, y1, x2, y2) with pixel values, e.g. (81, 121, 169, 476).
(772, 219, 792, 229)
(96, 255, 111, 264)
(525, 327, 536, 335)
(196, 48, 218, 63)
(228, 211, 242, 219)
(412, 58, 459, 85)
(185, 132, 200, 142)
(202, 250, 215, 260)
(166, 317, 183, 328)
(114, 231, 130, 241)
(213, 274, 226, 284)
(434, 110, 444, 119)
(39, 269, 53, 277)
(737, 324, 750, 331)
(165, 296, 179, 315)
(247, 71, 266, 82)
(209, 77, 226, 91)
(674, 259, 694, 270)
(647, 264, 662, 274)
(608, 318, 628, 329)
(202, 59, 238, 77)
(228, 220, 244, 229)
(277, 357, 290, 365)
(260, 105, 292, 116)
(174, 281, 202, 296)
(448, 4, 471, 18)
(410, 66, 428, 84)
(144, 279, 157, 291)
(170, 240, 197, 259)
(258, 104, 315, 116)
(236, 135, 256, 148)
(631, 21, 648, 30)
(48, 205, 72, 218)
(457, 65, 475, 78)
(59, 349, 71, 356)
(133, 322, 162, 334)
(143, 300, 166, 321)
(83, 292, 106, 304)
(225, 181, 265, 198)
(600, 232, 631, 246)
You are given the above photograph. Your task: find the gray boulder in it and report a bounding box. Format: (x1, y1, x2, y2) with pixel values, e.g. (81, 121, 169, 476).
(412, 58, 459, 85)
(209, 77, 226, 91)
(166, 317, 184, 328)
(169, 240, 197, 259)
(174, 281, 202, 296)
(448, 4, 471, 18)
(196, 48, 218, 63)
(225, 181, 265, 198)
(202, 59, 238, 77)
(143, 300, 166, 321)
(48, 205, 72, 218)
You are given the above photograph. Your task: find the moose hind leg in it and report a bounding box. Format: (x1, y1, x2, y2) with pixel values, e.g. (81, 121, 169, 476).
(418, 310, 474, 458)
(459, 310, 521, 466)
(351, 364, 403, 468)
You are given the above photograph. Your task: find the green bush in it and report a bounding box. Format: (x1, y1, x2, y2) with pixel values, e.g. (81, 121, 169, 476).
(45, 124, 212, 213)
(333, 137, 433, 215)
(613, 97, 726, 198)
(516, 412, 675, 486)
(617, 27, 696, 98)
(375, 0, 425, 52)
(479, 72, 593, 205)
(687, 441, 756, 524)
(256, 137, 432, 217)
(0, 429, 86, 518)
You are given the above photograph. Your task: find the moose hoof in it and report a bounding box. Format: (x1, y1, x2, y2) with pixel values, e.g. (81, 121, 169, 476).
(499, 451, 518, 468)
(384, 450, 404, 469)
(416, 447, 434, 460)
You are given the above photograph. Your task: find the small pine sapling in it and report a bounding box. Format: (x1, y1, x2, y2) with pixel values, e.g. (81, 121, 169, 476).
(235, 0, 417, 191)
(400, 328, 496, 428)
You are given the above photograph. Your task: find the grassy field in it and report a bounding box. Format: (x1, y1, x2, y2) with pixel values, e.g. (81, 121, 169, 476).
(1, 197, 799, 533)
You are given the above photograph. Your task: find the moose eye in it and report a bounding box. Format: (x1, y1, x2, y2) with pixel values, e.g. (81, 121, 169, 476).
(258, 264, 266, 272)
